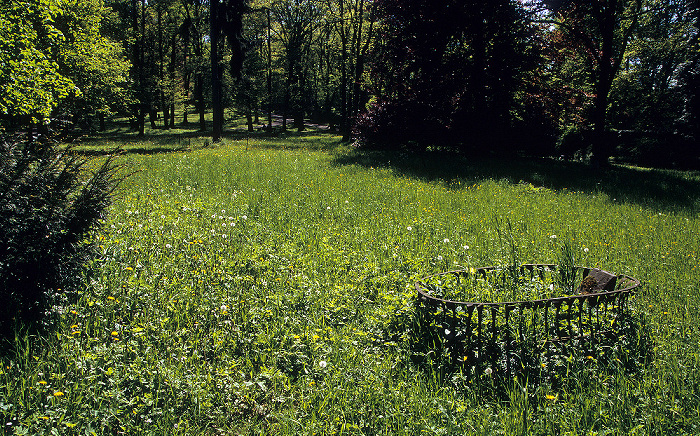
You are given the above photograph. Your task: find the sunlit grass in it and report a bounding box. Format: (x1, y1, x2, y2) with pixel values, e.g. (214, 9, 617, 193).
(2, 132, 700, 435)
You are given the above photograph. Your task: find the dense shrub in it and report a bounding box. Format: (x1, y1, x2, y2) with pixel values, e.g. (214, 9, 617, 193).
(0, 135, 121, 340)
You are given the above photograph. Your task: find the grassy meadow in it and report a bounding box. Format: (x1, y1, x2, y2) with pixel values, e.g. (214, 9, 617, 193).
(2, 125, 700, 435)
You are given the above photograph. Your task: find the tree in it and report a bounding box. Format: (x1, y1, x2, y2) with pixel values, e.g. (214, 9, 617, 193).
(0, 0, 74, 130)
(356, 0, 539, 151)
(270, 0, 325, 131)
(210, 0, 247, 141)
(54, 0, 131, 131)
(540, 0, 644, 165)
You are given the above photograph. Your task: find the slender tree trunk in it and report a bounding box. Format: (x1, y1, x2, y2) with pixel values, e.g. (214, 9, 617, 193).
(140, 0, 147, 134)
(197, 76, 205, 131)
(267, 8, 273, 132)
(210, 0, 223, 142)
(132, 0, 145, 135)
(339, 0, 349, 140)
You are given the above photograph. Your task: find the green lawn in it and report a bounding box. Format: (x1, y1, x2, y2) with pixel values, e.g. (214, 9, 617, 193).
(2, 131, 700, 435)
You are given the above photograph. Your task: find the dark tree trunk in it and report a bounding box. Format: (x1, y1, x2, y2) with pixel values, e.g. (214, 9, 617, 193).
(339, 0, 349, 141)
(247, 111, 254, 132)
(211, 0, 223, 142)
(267, 7, 273, 132)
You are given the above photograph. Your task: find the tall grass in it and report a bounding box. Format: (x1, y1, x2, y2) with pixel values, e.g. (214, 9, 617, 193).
(2, 131, 700, 435)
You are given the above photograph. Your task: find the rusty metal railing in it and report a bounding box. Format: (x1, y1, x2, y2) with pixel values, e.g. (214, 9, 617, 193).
(415, 264, 640, 375)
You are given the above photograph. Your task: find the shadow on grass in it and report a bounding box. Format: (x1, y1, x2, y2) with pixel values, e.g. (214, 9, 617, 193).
(331, 149, 700, 215)
(75, 123, 341, 154)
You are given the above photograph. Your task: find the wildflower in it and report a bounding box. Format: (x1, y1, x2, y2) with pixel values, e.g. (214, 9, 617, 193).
(484, 367, 493, 375)
(111, 331, 119, 337)
(463, 245, 469, 250)
(166, 244, 172, 249)
(107, 296, 115, 301)
(546, 394, 556, 401)
(583, 247, 589, 253)
(326, 206, 331, 210)
(38, 380, 47, 385)
(319, 360, 328, 369)
(241, 215, 247, 220)
(437, 255, 443, 261)
(586, 355, 593, 360)
(550, 235, 557, 239)
(406, 226, 412, 231)
(443, 238, 449, 243)
(53, 391, 64, 397)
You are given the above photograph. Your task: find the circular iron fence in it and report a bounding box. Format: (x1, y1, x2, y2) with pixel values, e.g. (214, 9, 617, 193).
(415, 264, 640, 374)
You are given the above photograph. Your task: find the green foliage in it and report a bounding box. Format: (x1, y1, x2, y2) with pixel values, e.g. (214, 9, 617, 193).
(54, 0, 131, 123)
(0, 0, 74, 121)
(0, 136, 122, 339)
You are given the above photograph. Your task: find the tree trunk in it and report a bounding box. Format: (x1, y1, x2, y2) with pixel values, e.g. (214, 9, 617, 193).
(267, 8, 273, 132)
(247, 111, 254, 132)
(339, 0, 349, 141)
(210, 0, 223, 142)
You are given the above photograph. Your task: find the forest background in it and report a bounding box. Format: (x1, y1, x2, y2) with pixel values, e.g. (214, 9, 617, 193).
(1, 0, 699, 168)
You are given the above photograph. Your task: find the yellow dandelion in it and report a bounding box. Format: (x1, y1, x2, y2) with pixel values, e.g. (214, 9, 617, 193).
(545, 394, 556, 400)
(111, 331, 119, 337)
(107, 296, 115, 301)
(38, 380, 47, 385)
(53, 391, 64, 397)
(125, 267, 133, 271)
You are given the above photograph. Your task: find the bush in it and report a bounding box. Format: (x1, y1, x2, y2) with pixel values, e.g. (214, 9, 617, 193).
(0, 135, 122, 340)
